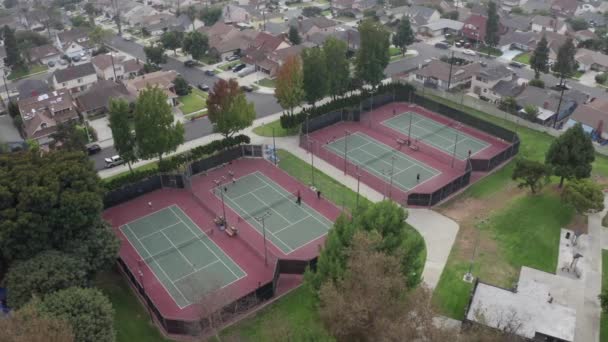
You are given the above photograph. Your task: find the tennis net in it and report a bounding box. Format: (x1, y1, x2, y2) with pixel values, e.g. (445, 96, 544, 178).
(140, 228, 214, 264)
(415, 122, 455, 143)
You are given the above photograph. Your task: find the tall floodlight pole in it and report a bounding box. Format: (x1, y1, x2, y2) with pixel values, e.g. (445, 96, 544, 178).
(388, 155, 396, 200)
(355, 167, 361, 210)
(214, 177, 228, 225)
(255, 210, 272, 266)
(407, 111, 413, 144)
(451, 130, 460, 168)
(272, 127, 277, 166)
(309, 140, 315, 187)
(343, 130, 350, 175)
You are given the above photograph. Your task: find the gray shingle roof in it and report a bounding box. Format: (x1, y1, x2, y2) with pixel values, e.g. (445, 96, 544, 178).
(53, 63, 96, 83)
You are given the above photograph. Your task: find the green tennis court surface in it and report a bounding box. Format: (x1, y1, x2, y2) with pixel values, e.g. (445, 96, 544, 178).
(120, 205, 246, 309)
(325, 132, 440, 191)
(217, 172, 333, 254)
(382, 112, 489, 160)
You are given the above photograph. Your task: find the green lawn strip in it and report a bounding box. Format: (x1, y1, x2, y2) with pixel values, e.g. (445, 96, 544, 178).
(8, 64, 48, 80)
(252, 119, 300, 137)
(95, 269, 170, 342)
(219, 61, 240, 71)
(257, 78, 276, 88)
(179, 88, 208, 115)
(101, 161, 158, 182)
(513, 52, 530, 65)
(389, 46, 401, 56)
(478, 46, 503, 56)
(601, 250, 608, 342)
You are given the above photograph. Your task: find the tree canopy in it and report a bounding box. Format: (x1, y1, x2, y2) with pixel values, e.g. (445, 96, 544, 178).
(545, 123, 594, 187)
(355, 19, 390, 88)
(275, 55, 304, 116)
(108, 99, 138, 172)
(143, 44, 167, 66)
(182, 31, 208, 60)
(485, 1, 500, 47)
(200, 7, 222, 26)
(288, 25, 301, 45)
(512, 158, 549, 194)
(0, 303, 74, 342)
(562, 179, 605, 215)
(553, 38, 577, 79)
(207, 79, 256, 138)
(160, 30, 184, 55)
(323, 37, 350, 99)
(393, 18, 415, 55)
(4, 25, 23, 68)
(530, 35, 549, 79)
(5, 250, 87, 309)
(302, 47, 328, 106)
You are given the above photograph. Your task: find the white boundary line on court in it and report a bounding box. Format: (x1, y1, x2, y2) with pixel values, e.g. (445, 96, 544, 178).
(229, 184, 269, 201)
(160, 230, 194, 267)
(272, 215, 313, 235)
(123, 222, 191, 306)
(138, 221, 183, 241)
(118, 205, 179, 235)
(172, 260, 221, 284)
(249, 192, 295, 225)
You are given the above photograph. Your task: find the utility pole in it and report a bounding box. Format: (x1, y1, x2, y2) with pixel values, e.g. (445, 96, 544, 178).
(343, 130, 350, 175)
(255, 211, 272, 266)
(110, 52, 117, 81)
(309, 140, 315, 187)
(447, 51, 455, 90)
(553, 77, 566, 129)
(451, 129, 460, 168)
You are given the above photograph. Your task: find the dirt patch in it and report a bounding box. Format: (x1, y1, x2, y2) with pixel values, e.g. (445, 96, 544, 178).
(566, 214, 588, 235)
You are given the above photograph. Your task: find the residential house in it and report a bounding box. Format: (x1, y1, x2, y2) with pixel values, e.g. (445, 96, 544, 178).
(551, 0, 578, 17)
(242, 32, 291, 76)
(222, 4, 250, 24)
(123, 4, 159, 26)
(515, 86, 585, 126)
(579, 12, 607, 28)
(418, 19, 464, 37)
(265, 42, 316, 72)
(498, 31, 537, 51)
(500, 0, 526, 12)
(522, 0, 552, 13)
(530, 16, 568, 34)
(76, 80, 135, 116)
(575, 48, 608, 72)
(264, 22, 289, 35)
(27, 44, 62, 65)
(542, 31, 575, 62)
(19, 9, 46, 31)
(574, 30, 597, 42)
(55, 28, 93, 59)
(410, 60, 482, 90)
(92, 54, 143, 81)
(200, 22, 259, 60)
(500, 14, 531, 33)
(567, 98, 608, 142)
(291, 17, 339, 38)
(333, 0, 377, 18)
(17, 90, 79, 144)
(403, 5, 441, 28)
(0, 115, 25, 152)
(124, 70, 179, 107)
(471, 65, 522, 103)
(17, 79, 50, 99)
(138, 13, 176, 36)
(409, 0, 452, 13)
(462, 15, 506, 43)
(52, 63, 98, 95)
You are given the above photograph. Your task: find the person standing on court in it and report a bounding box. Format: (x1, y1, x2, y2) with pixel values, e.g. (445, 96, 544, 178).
(317, 190, 321, 199)
(296, 190, 302, 205)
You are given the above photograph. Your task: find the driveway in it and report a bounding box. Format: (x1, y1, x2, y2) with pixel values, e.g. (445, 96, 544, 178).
(499, 49, 522, 62)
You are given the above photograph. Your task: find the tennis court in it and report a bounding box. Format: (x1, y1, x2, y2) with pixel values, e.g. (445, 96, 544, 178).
(324, 132, 440, 192)
(382, 111, 489, 160)
(216, 172, 333, 254)
(120, 205, 246, 309)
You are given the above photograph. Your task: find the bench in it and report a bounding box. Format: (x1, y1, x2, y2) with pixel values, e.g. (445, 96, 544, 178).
(409, 144, 419, 151)
(396, 138, 407, 147)
(225, 225, 238, 237)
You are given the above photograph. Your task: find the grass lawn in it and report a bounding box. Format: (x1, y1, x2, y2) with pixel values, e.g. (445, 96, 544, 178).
(389, 46, 401, 56)
(252, 119, 300, 137)
(95, 269, 170, 342)
(7, 64, 48, 80)
(478, 46, 503, 56)
(197, 54, 219, 65)
(257, 78, 276, 88)
(573, 70, 584, 79)
(514, 52, 531, 65)
(601, 250, 608, 342)
(179, 88, 208, 115)
(219, 60, 240, 71)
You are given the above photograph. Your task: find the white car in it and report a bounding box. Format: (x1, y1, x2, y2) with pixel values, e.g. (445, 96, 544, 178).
(104, 155, 125, 168)
(462, 49, 477, 56)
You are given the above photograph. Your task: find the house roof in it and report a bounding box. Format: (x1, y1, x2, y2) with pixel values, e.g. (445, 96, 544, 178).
(532, 15, 566, 30)
(76, 80, 134, 113)
(407, 5, 438, 24)
(264, 22, 288, 35)
(522, 0, 552, 12)
(16, 79, 50, 99)
(18, 90, 78, 139)
(415, 60, 481, 83)
(477, 65, 513, 81)
(27, 44, 61, 62)
(292, 17, 338, 34)
(91, 54, 126, 71)
(251, 32, 287, 52)
(492, 79, 524, 98)
(53, 63, 96, 83)
(575, 48, 608, 68)
(575, 30, 597, 41)
(500, 14, 531, 32)
(125, 70, 178, 92)
(123, 59, 144, 74)
(499, 31, 536, 48)
(571, 99, 608, 134)
(516, 86, 586, 113)
(57, 28, 90, 44)
(222, 4, 250, 23)
(462, 14, 488, 41)
(420, 18, 464, 32)
(551, 0, 578, 15)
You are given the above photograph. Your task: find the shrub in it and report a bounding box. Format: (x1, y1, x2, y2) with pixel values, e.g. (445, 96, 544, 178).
(595, 73, 607, 85)
(529, 79, 545, 88)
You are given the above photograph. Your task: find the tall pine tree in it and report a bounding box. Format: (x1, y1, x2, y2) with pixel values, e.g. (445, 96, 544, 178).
(108, 99, 138, 172)
(485, 2, 500, 47)
(3, 25, 23, 68)
(553, 38, 577, 80)
(392, 18, 414, 55)
(302, 47, 328, 106)
(323, 37, 350, 99)
(530, 35, 549, 79)
(355, 19, 390, 88)
(288, 25, 301, 45)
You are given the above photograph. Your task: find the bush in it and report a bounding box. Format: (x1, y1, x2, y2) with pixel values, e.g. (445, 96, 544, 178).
(529, 79, 545, 88)
(174, 75, 190, 96)
(596, 73, 607, 85)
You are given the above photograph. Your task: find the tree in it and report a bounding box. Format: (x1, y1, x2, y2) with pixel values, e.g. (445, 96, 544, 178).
(185, 5, 197, 31)
(499, 96, 518, 113)
(302, 47, 328, 106)
(141, 27, 150, 37)
(3, 0, 17, 8)
(392, 18, 415, 55)
(134, 86, 184, 162)
(5, 251, 87, 309)
(511, 158, 549, 194)
(60, 221, 119, 277)
(160, 30, 184, 55)
(530, 35, 549, 79)
(568, 18, 589, 31)
(275, 55, 304, 116)
(207, 79, 256, 138)
(7, 101, 19, 118)
(0, 303, 74, 342)
(523, 104, 538, 121)
(88, 26, 112, 49)
(485, 1, 500, 47)
(173, 75, 190, 96)
(199, 7, 222, 26)
(323, 37, 350, 99)
(182, 31, 208, 60)
(84, 2, 98, 25)
(562, 179, 605, 215)
(71, 15, 92, 28)
(143, 44, 167, 66)
(546, 123, 595, 187)
(355, 19, 390, 88)
(441, 10, 459, 20)
(4, 25, 23, 68)
(51, 122, 89, 152)
(302, 6, 322, 17)
(108, 99, 138, 172)
(553, 38, 577, 80)
(288, 25, 301, 45)
(36, 287, 114, 342)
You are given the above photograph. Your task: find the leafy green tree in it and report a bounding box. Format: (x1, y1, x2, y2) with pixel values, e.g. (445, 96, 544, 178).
(523, 104, 539, 121)
(70, 15, 92, 28)
(288, 25, 301, 45)
(141, 27, 150, 37)
(499, 96, 518, 113)
(3, 0, 17, 8)
(275, 55, 304, 116)
(182, 31, 208, 60)
(60, 221, 119, 277)
(302, 6, 322, 17)
(568, 18, 589, 31)
(485, 1, 500, 47)
(553, 38, 577, 79)
(323, 37, 350, 99)
(173, 75, 190, 96)
(36, 287, 114, 342)
(5, 250, 87, 309)
(441, 10, 459, 20)
(143, 44, 167, 66)
(4, 25, 23, 68)
(160, 30, 184, 55)
(530, 35, 549, 79)
(199, 7, 222, 26)
(0, 302, 74, 342)
(108, 99, 138, 172)
(7, 101, 19, 118)
(392, 18, 414, 55)
(207, 79, 255, 138)
(84, 2, 98, 25)
(546, 123, 595, 187)
(355, 19, 390, 88)
(134, 86, 184, 162)
(88, 26, 112, 50)
(562, 179, 605, 215)
(51, 122, 89, 152)
(302, 47, 328, 106)
(511, 158, 549, 194)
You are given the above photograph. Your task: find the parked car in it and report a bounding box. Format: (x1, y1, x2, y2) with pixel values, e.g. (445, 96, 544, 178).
(232, 63, 247, 72)
(240, 85, 254, 92)
(204, 70, 215, 76)
(454, 41, 463, 48)
(462, 49, 476, 56)
(184, 60, 196, 67)
(509, 61, 525, 68)
(104, 155, 124, 168)
(71, 55, 81, 62)
(58, 59, 68, 66)
(226, 55, 240, 62)
(48, 61, 55, 67)
(552, 83, 571, 91)
(86, 143, 101, 155)
(434, 42, 449, 49)
(237, 66, 255, 77)
(197, 84, 210, 91)
(123, 34, 133, 41)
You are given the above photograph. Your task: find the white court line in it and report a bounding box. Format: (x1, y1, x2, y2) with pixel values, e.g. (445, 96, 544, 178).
(161, 231, 193, 267)
(138, 221, 183, 241)
(227, 184, 269, 201)
(119, 205, 180, 238)
(172, 260, 221, 284)
(124, 222, 190, 306)
(273, 214, 313, 235)
(250, 192, 295, 225)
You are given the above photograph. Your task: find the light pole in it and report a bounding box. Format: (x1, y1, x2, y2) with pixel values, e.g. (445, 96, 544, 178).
(343, 130, 350, 175)
(451, 129, 460, 168)
(214, 177, 228, 226)
(355, 167, 361, 210)
(309, 140, 315, 187)
(388, 155, 396, 200)
(255, 210, 272, 266)
(272, 127, 277, 166)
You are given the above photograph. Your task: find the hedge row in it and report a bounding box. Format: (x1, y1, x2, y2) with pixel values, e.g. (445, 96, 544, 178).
(279, 83, 415, 129)
(103, 134, 250, 190)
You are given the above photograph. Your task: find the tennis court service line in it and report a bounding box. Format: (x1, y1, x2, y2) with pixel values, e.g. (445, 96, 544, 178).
(160, 230, 194, 267)
(138, 221, 182, 241)
(229, 184, 269, 201)
(273, 214, 313, 235)
(173, 260, 221, 284)
(249, 192, 295, 225)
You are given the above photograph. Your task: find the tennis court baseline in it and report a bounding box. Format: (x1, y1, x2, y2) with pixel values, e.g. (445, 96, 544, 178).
(215, 172, 333, 254)
(324, 132, 440, 192)
(120, 205, 246, 309)
(382, 112, 489, 160)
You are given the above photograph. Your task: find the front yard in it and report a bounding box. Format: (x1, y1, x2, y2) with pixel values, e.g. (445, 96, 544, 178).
(7, 64, 48, 80)
(601, 250, 608, 342)
(513, 52, 531, 65)
(178, 88, 208, 115)
(256, 78, 276, 88)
